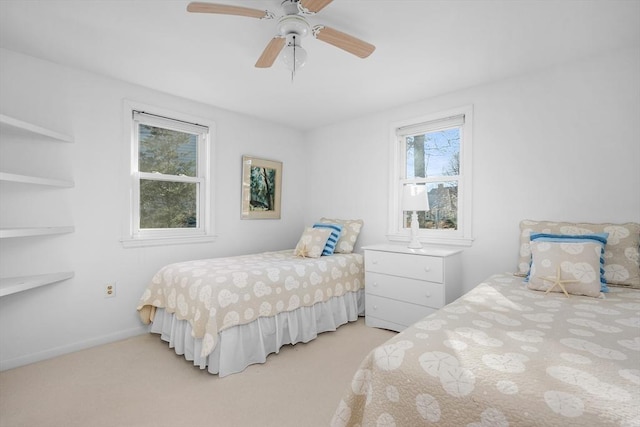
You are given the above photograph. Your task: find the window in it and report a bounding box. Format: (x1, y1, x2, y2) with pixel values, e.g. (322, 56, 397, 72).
(122, 104, 213, 247)
(388, 105, 473, 246)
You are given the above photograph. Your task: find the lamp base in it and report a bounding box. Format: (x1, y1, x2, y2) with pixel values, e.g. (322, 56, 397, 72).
(407, 239, 423, 249)
(407, 210, 423, 249)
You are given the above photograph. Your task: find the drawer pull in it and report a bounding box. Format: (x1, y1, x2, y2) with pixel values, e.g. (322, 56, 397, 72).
(424, 267, 431, 272)
(372, 260, 378, 265)
(373, 305, 378, 310)
(426, 292, 432, 298)
(373, 282, 378, 287)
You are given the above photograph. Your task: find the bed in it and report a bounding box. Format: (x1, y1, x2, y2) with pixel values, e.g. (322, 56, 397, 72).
(332, 220, 640, 426)
(137, 219, 366, 377)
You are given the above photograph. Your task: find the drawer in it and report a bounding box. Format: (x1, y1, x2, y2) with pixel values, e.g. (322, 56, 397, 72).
(366, 272, 445, 308)
(366, 294, 437, 328)
(365, 250, 443, 283)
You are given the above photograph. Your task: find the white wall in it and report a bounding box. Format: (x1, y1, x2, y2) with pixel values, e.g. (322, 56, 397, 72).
(2, 46, 638, 370)
(0, 48, 307, 369)
(304, 47, 640, 292)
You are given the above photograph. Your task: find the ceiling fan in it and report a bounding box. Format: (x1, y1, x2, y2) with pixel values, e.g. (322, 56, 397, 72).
(186, 0, 375, 76)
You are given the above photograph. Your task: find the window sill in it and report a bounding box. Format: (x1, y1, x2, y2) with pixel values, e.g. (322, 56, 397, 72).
(121, 234, 217, 248)
(386, 234, 474, 248)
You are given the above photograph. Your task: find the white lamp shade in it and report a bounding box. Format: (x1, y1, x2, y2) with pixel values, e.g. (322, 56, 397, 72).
(402, 185, 430, 212)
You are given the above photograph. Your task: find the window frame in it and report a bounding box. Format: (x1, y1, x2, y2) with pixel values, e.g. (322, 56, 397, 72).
(121, 101, 215, 247)
(387, 105, 474, 247)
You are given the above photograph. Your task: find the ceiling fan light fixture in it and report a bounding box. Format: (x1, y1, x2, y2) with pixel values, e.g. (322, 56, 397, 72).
(280, 35, 307, 73)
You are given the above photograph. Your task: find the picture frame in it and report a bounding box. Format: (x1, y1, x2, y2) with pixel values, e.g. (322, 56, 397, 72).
(241, 156, 282, 219)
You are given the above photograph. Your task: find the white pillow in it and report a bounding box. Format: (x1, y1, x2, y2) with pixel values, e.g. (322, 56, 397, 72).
(293, 227, 333, 258)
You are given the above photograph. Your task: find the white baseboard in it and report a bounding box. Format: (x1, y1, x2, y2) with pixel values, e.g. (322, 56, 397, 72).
(0, 325, 150, 371)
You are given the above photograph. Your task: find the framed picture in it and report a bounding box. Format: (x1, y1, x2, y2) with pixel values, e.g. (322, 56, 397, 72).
(241, 156, 282, 219)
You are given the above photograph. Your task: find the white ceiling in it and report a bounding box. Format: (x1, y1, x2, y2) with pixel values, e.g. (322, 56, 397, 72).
(1, 0, 639, 131)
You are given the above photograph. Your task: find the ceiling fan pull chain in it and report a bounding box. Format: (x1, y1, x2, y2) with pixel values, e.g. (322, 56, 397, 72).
(291, 35, 297, 82)
(293, 36, 297, 76)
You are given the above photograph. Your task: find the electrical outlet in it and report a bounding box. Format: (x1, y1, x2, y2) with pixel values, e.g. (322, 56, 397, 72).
(105, 283, 116, 298)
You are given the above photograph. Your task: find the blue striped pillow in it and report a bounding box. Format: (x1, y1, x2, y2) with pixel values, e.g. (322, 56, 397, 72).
(313, 223, 343, 256)
(527, 232, 609, 292)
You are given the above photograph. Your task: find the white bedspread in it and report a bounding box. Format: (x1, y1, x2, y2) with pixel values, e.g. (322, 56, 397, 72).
(332, 273, 640, 426)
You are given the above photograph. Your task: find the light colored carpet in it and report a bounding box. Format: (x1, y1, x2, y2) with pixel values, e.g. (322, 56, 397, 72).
(0, 318, 395, 427)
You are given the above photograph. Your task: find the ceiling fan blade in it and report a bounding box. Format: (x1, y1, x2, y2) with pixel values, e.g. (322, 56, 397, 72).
(299, 0, 333, 14)
(186, 2, 271, 19)
(255, 37, 286, 68)
(313, 26, 375, 58)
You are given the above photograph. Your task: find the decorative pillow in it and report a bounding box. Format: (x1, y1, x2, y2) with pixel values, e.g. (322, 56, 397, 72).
(293, 227, 332, 258)
(528, 241, 604, 298)
(319, 218, 364, 254)
(312, 223, 343, 256)
(516, 220, 640, 288)
(528, 233, 609, 292)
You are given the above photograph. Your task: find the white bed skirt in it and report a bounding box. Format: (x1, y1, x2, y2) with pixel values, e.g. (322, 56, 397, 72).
(149, 289, 364, 377)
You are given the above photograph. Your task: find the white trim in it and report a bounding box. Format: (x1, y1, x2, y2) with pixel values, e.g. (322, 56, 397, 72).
(386, 233, 474, 247)
(387, 105, 474, 247)
(120, 234, 217, 248)
(137, 171, 204, 185)
(0, 325, 149, 371)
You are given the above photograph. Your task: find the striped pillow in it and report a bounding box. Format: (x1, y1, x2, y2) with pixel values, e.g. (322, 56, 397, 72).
(527, 232, 609, 292)
(313, 223, 343, 256)
(319, 218, 363, 254)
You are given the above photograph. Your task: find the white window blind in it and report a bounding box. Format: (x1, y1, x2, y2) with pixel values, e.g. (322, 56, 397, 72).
(396, 114, 465, 137)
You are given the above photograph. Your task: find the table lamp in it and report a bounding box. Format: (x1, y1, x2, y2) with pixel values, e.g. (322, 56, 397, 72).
(402, 184, 430, 249)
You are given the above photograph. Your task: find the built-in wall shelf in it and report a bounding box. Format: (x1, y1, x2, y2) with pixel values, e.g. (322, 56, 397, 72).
(0, 172, 74, 188)
(0, 272, 74, 297)
(0, 114, 73, 143)
(0, 113, 75, 297)
(0, 226, 75, 239)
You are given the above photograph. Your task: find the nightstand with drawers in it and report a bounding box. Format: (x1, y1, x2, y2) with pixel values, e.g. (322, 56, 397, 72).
(363, 244, 463, 332)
